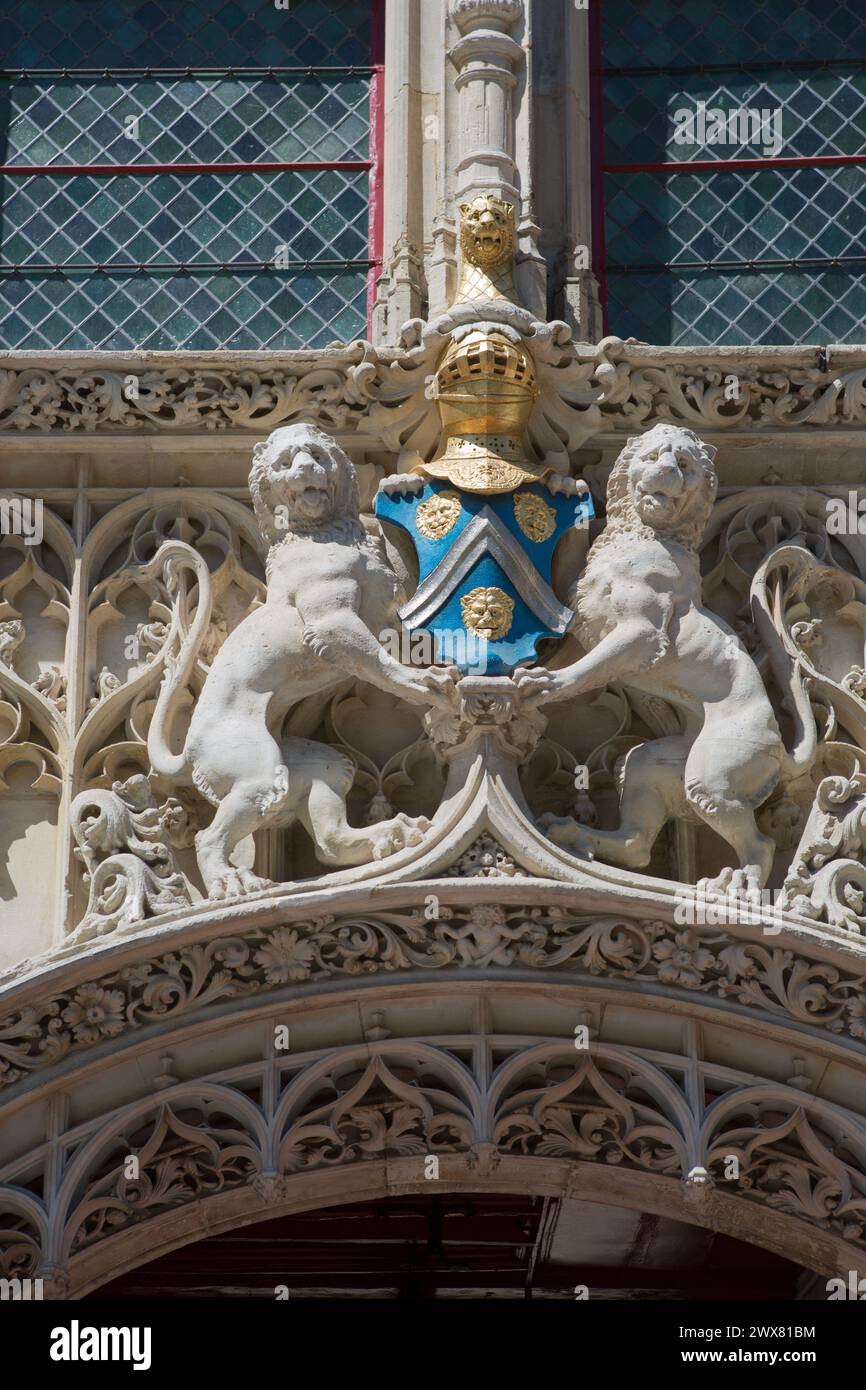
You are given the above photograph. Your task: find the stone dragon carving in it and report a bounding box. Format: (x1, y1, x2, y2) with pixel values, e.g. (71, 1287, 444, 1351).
(519, 423, 818, 895)
(143, 423, 457, 899)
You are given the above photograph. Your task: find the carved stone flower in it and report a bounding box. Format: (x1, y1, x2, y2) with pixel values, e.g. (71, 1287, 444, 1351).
(652, 931, 714, 989)
(61, 986, 126, 1043)
(846, 998, 866, 1041)
(255, 929, 316, 983)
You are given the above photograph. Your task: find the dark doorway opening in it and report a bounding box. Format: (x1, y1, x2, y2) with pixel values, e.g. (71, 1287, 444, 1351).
(90, 1192, 811, 1300)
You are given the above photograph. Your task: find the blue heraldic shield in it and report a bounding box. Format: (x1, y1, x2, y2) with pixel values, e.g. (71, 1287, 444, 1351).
(375, 478, 595, 675)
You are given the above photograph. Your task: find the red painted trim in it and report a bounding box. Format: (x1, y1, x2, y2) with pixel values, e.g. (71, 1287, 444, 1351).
(588, 5, 608, 336)
(0, 161, 371, 176)
(606, 154, 866, 175)
(366, 0, 386, 334)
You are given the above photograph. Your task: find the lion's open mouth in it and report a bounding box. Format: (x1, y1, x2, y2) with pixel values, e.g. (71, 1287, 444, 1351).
(283, 479, 333, 523)
(639, 489, 678, 516)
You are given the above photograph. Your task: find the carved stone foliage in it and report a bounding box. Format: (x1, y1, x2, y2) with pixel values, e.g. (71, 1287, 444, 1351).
(704, 1095, 866, 1244)
(0, 351, 387, 433)
(0, 1210, 43, 1280)
(590, 339, 866, 433)
(65, 1098, 262, 1254)
(69, 775, 194, 942)
(276, 1053, 475, 1173)
(4, 905, 866, 1092)
(4, 1033, 866, 1289)
(8, 343, 866, 438)
(0, 488, 267, 943)
(781, 773, 866, 932)
(494, 1053, 685, 1173)
(0, 512, 69, 798)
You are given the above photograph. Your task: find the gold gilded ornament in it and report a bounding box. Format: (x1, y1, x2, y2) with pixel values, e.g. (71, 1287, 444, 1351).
(413, 199, 551, 495)
(513, 491, 556, 543)
(426, 454, 536, 493)
(459, 586, 515, 641)
(456, 193, 518, 304)
(416, 490, 462, 540)
(423, 327, 542, 494)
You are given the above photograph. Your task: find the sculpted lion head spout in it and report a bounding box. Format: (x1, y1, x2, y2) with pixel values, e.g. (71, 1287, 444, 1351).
(605, 423, 718, 549)
(249, 423, 362, 547)
(459, 194, 515, 270)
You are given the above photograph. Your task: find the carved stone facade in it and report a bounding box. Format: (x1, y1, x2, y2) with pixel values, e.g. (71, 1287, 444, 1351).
(3, 0, 866, 1301)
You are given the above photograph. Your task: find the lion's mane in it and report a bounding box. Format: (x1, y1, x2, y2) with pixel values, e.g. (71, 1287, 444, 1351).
(595, 423, 718, 553)
(249, 423, 365, 559)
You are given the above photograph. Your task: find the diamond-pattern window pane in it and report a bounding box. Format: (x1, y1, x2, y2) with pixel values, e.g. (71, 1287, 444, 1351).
(0, 1, 373, 348)
(0, 267, 367, 349)
(0, 168, 369, 349)
(605, 166, 866, 272)
(4, 0, 372, 68)
(602, 0, 866, 69)
(607, 267, 866, 347)
(605, 163, 866, 344)
(605, 69, 866, 164)
(602, 1, 866, 346)
(5, 75, 371, 165)
(0, 170, 369, 267)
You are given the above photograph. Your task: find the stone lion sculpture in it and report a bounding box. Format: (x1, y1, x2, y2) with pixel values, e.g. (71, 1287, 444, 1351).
(144, 423, 455, 899)
(515, 422, 817, 896)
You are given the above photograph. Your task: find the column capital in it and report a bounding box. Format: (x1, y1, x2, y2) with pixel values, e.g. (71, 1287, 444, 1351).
(449, 0, 524, 34)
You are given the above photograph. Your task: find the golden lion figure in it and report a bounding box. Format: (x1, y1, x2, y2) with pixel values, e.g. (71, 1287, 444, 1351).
(143, 424, 456, 900)
(515, 423, 817, 897)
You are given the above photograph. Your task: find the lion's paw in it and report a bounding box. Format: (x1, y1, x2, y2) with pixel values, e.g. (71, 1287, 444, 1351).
(370, 813, 431, 860)
(696, 866, 763, 902)
(539, 813, 593, 856)
(378, 473, 425, 498)
(208, 868, 273, 901)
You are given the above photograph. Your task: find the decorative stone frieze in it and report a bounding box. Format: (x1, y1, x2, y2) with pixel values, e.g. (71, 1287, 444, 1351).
(4, 900, 866, 1094)
(7, 341, 866, 440)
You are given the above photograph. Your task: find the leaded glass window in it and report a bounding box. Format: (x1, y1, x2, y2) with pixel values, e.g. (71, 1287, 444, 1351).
(599, 0, 866, 345)
(0, 0, 380, 349)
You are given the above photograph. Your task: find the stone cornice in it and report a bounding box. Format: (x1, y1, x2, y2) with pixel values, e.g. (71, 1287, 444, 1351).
(4, 339, 866, 438)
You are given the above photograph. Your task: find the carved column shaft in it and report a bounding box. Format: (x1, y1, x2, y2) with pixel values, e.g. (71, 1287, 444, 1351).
(449, 0, 524, 207)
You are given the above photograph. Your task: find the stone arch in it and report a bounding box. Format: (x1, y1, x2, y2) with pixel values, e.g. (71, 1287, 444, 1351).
(67, 1157, 861, 1299)
(2, 967, 866, 1296)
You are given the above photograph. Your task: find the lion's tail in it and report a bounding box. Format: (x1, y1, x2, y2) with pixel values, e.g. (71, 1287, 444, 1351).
(141, 540, 214, 783)
(750, 544, 818, 779)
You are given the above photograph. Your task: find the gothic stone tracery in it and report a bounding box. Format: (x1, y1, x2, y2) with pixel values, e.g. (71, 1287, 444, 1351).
(5, 189, 866, 1297)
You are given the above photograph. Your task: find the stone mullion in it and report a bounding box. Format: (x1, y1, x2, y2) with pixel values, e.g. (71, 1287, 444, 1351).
(57, 486, 92, 941)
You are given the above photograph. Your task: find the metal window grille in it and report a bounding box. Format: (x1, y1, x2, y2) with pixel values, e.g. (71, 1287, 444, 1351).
(595, 0, 866, 346)
(0, 0, 383, 349)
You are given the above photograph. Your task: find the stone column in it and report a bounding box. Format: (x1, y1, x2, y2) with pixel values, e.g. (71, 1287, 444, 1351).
(448, 0, 524, 205)
(428, 0, 539, 316)
(530, 0, 602, 339)
(372, 0, 428, 342)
